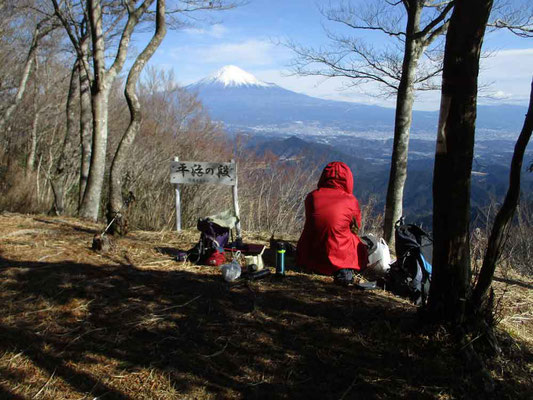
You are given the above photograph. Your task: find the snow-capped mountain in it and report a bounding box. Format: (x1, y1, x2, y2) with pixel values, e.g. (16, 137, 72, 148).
(193, 65, 274, 88)
(187, 65, 399, 131)
(187, 65, 527, 138)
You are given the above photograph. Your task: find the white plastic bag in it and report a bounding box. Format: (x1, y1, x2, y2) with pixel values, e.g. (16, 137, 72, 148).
(220, 260, 241, 282)
(365, 235, 391, 278)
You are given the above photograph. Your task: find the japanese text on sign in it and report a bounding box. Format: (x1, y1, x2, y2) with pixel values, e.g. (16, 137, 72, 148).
(170, 161, 236, 185)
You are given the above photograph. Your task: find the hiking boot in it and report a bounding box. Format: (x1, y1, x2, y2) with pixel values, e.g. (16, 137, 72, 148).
(334, 269, 355, 286)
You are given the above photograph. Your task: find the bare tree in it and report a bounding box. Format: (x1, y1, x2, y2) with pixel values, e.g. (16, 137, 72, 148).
(78, 36, 93, 205)
(471, 79, 533, 310)
(106, 0, 167, 234)
(77, 0, 242, 222)
(0, 15, 58, 132)
(49, 0, 95, 206)
(50, 59, 79, 215)
(287, 0, 454, 247)
(428, 0, 494, 325)
(287, 0, 532, 247)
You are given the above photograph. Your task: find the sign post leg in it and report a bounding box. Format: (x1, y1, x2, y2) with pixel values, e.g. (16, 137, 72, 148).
(231, 159, 242, 240)
(175, 183, 181, 232)
(173, 156, 181, 232)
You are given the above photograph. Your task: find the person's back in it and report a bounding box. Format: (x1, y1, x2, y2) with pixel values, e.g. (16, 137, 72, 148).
(297, 162, 367, 281)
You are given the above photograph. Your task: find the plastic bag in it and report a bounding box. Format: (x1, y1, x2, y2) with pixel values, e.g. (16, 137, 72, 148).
(220, 260, 241, 282)
(363, 234, 391, 280)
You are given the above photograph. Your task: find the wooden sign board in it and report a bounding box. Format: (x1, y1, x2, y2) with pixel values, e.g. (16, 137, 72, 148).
(170, 161, 236, 186)
(170, 158, 241, 238)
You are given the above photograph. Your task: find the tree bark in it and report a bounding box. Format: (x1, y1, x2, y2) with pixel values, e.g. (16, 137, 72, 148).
(383, 0, 424, 246)
(78, 38, 93, 208)
(26, 107, 41, 177)
(51, 59, 79, 215)
(107, 0, 166, 235)
(471, 79, 533, 309)
(428, 0, 494, 325)
(50, 0, 93, 209)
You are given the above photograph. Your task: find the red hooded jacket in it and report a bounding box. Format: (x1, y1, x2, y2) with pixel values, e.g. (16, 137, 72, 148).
(297, 162, 367, 275)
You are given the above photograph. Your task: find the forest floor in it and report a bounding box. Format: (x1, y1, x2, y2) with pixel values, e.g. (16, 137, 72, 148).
(0, 212, 531, 399)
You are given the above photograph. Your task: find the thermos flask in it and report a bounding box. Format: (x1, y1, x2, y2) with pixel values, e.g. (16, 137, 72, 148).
(276, 242, 286, 276)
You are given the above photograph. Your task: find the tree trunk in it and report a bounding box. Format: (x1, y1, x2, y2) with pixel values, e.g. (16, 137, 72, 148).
(107, 0, 166, 235)
(383, 6, 424, 246)
(428, 0, 494, 325)
(26, 109, 41, 177)
(78, 0, 107, 220)
(51, 59, 79, 215)
(471, 79, 533, 309)
(78, 39, 92, 208)
(79, 86, 109, 220)
(0, 21, 50, 132)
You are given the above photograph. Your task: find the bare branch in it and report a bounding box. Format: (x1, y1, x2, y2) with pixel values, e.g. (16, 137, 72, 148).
(286, 39, 399, 94)
(322, 0, 406, 38)
(416, 0, 454, 40)
(488, 0, 533, 38)
(488, 19, 533, 37)
(422, 17, 450, 48)
(423, 1, 453, 8)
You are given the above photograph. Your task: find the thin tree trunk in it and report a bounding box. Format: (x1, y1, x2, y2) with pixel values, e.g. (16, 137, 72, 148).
(471, 79, 533, 309)
(429, 0, 494, 325)
(383, 2, 423, 247)
(26, 109, 41, 177)
(79, 86, 109, 220)
(51, 59, 79, 215)
(107, 0, 166, 235)
(78, 40, 92, 208)
(0, 20, 54, 132)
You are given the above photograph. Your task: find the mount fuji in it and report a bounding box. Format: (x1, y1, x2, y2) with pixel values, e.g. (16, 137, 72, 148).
(187, 65, 526, 139)
(187, 65, 399, 134)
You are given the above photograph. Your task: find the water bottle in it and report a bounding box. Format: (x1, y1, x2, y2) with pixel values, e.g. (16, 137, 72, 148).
(276, 242, 286, 276)
(247, 268, 271, 280)
(221, 260, 241, 282)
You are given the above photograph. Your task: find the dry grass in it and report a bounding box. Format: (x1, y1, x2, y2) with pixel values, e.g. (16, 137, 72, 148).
(0, 212, 531, 399)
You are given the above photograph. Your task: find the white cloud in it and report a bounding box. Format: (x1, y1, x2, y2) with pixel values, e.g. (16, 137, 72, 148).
(255, 48, 533, 110)
(478, 48, 533, 104)
(169, 39, 288, 68)
(183, 24, 228, 38)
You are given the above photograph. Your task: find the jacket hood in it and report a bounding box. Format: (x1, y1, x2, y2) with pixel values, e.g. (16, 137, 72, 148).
(317, 161, 354, 194)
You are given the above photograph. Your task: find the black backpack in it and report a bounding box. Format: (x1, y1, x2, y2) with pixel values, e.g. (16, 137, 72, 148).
(187, 218, 230, 265)
(386, 218, 433, 306)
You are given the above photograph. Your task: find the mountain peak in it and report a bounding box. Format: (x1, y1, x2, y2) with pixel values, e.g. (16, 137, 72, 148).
(198, 65, 272, 88)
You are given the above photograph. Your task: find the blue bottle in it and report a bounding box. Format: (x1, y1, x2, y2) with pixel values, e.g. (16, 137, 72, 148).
(276, 242, 286, 276)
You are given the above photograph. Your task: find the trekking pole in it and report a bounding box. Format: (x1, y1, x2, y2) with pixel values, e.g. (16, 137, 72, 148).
(101, 191, 136, 237)
(92, 192, 135, 251)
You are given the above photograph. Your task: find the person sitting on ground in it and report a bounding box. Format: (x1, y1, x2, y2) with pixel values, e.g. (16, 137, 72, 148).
(296, 161, 367, 285)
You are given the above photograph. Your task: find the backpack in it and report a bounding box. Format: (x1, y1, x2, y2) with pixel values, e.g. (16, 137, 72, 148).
(386, 218, 433, 306)
(187, 218, 230, 265)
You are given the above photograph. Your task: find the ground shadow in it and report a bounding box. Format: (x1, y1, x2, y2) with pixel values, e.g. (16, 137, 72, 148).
(0, 254, 531, 399)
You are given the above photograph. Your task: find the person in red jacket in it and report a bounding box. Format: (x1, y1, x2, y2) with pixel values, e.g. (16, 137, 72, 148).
(296, 161, 367, 285)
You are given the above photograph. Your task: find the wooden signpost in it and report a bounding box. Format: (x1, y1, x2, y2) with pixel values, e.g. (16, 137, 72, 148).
(171, 157, 241, 238)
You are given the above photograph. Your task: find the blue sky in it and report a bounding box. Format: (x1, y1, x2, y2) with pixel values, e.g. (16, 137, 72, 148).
(148, 0, 533, 111)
